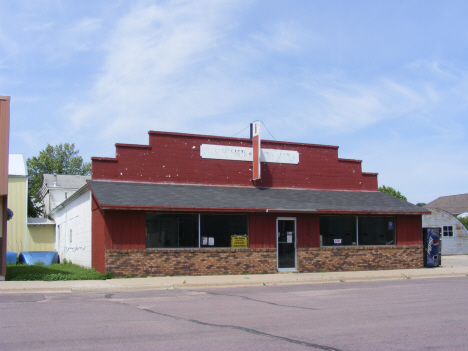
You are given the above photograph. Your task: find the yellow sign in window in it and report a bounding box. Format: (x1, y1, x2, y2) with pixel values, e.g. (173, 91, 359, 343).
(231, 235, 248, 247)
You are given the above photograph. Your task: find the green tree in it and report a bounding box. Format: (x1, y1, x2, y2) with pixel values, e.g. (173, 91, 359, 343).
(416, 203, 427, 207)
(378, 185, 407, 201)
(458, 216, 468, 230)
(27, 143, 91, 217)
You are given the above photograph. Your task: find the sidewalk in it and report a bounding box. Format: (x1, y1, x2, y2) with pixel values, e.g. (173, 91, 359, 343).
(1, 255, 467, 294)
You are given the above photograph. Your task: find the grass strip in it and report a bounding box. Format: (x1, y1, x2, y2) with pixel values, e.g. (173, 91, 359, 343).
(6, 262, 112, 281)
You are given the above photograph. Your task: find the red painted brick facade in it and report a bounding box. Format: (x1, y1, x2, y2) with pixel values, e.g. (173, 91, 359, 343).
(90, 131, 424, 275)
(92, 131, 378, 191)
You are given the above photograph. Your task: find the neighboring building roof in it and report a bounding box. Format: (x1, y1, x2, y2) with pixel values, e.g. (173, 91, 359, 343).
(424, 194, 468, 215)
(42, 174, 91, 189)
(27, 218, 55, 225)
(88, 180, 429, 215)
(48, 184, 90, 217)
(8, 154, 27, 176)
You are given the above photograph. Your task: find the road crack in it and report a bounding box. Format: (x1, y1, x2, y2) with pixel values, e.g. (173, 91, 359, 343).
(104, 293, 339, 350)
(139, 307, 341, 351)
(198, 290, 319, 311)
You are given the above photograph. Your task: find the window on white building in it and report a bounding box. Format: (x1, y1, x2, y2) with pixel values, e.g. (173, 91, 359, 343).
(443, 226, 453, 237)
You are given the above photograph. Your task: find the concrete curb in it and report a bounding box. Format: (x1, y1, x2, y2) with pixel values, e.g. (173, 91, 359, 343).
(1, 263, 467, 294)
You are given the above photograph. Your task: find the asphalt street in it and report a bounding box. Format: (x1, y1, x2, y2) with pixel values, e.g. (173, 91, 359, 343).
(1, 276, 467, 350)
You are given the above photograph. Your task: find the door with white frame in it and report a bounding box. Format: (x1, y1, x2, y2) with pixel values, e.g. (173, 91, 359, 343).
(277, 217, 297, 270)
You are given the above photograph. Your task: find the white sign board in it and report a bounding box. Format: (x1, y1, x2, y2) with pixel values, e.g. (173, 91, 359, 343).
(200, 144, 299, 164)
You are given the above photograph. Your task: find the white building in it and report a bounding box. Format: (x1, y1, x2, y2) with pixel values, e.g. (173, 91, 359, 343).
(48, 185, 92, 268)
(422, 207, 468, 255)
(39, 174, 90, 216)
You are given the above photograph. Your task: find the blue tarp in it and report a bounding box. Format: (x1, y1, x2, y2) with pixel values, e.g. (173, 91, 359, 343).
(6, 251, 17, 264)
(18, 251, 59, 266)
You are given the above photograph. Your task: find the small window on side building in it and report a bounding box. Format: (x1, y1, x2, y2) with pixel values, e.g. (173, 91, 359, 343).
(443, 226, 453, 237)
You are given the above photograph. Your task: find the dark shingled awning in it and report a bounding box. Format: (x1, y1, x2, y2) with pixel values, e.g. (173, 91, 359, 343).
(87, 180, 429, 215)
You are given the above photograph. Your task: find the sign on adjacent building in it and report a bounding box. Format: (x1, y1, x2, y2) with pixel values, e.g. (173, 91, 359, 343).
(200, 145, 299, 164)
(200, 121, 299, 181)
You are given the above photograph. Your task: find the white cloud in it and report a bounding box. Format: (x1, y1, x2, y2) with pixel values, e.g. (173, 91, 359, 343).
(23, 21, 55, 32)
(252, 21, 313, 54)
(67, 1, 254, 142)
(72, 17, 103, 34)
(286, 74, 430, 138)
(0, 28, 20, 63)
(59, 1, 468, 171)
(357, 137, 468, 204)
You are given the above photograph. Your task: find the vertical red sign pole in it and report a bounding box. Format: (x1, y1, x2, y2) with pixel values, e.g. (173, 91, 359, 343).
(251, 121, 261, 180)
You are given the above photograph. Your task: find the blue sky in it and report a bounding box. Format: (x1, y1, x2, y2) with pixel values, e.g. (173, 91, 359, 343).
(1, 1, 467, 204)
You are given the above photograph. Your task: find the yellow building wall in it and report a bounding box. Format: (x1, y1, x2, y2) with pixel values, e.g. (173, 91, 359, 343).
(27, 225, 55, 251)
(7, 176, 27, 253)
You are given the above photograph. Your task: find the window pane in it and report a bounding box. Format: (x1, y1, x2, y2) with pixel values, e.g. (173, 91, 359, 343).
(320, 216, 356, 246)
(358, 217, 395, 245)
(443, 226, 453, 237)
(146, 214, 199, 248)
(200, 215, 248, 248)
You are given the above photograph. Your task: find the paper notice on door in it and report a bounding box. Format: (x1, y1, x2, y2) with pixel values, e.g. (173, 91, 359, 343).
(287, 234, 293, 243)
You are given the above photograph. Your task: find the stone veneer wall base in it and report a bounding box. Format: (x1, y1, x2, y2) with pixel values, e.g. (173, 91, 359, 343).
(106, 248, 277, 277)
(298, 245, 424, 272)
(106, 246, 424, 277)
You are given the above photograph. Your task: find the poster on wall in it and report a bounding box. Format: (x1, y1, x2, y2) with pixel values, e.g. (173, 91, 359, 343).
(231, 235, 248, 247)
(202, 237, 215, 246)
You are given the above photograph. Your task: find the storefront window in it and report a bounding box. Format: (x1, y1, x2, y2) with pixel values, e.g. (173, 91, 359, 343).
(200, 215, 248, 248)
(146, 213, 248, 248)
(320, 216, 395, 246)
(358, 217, 395, 245)
(146, 214, 198, 248)
(320, 216, 356, 246)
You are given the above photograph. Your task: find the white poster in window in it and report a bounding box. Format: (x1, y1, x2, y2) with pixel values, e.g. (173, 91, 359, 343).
(202, 237, 208, 246)
(287, 234, 293, 243)
(209, 237, 215, 246)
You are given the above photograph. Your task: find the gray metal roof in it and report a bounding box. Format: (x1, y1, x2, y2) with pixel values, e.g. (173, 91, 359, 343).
(27, 218, 55, 225)
(48, 184, 91, 217)
(8, 154, 27, 176)
(42, 174, 91, 189)
(425, 193, 468, 215)
(88, 180, 429, 214)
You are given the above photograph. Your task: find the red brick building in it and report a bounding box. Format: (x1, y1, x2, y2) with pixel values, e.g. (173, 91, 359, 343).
(88, 126, 428, 277)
